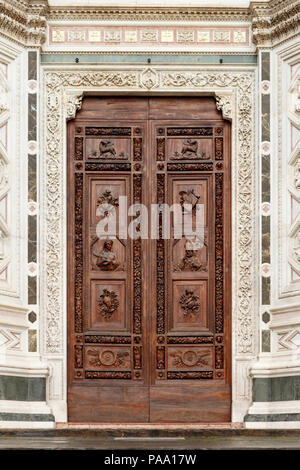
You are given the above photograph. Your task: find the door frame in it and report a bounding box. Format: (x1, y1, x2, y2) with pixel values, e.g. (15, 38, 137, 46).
(40, 65, 258, 423)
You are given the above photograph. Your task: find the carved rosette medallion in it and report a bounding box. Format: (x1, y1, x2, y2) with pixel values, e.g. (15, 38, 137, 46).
(87, 348, 129, 368)
(170, 350, 209, 368)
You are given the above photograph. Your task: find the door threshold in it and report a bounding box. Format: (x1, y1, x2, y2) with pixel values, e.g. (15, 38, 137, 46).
(57, 423, 243, 430)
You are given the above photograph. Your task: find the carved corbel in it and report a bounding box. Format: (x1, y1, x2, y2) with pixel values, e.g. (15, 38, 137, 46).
(65, 91, 83, 121)
(215, 93, 233, 121)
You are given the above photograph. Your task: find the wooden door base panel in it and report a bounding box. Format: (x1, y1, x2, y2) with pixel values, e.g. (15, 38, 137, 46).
(149, 385, 231, 423)
(68, 385, 149, 423)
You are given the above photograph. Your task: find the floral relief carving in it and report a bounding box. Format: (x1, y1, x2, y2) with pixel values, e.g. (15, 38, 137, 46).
(98, 289, 119, 319)
(179, 289, 200, 317)
(170, 350, 210, 368)
(44, 68, 255, 361)
(87, 348, 130, 367)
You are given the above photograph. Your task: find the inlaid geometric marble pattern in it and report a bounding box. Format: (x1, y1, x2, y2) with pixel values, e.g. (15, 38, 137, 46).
(260, 51, 271, 352)
(27, 51, 38, 352)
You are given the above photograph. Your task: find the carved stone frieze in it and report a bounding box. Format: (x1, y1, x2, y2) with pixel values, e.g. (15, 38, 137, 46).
(48, 5, 251, 23)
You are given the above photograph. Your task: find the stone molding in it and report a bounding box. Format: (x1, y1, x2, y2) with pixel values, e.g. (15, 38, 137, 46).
(250, 0, 300, 46)
(0, 1, 298, 49)
(48, 5, 251, 23)
(0, 0, 48, 46)
(42, 65, 257, 422)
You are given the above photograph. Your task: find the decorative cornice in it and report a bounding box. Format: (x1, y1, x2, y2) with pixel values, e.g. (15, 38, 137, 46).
(48, 6, 251, 23)
(0, 1, 298, 49)
(0, 0, 48, 47)
(250, 0, 300, 46)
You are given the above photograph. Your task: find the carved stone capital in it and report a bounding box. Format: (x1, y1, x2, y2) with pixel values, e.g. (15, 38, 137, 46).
(250, 0, 300, 46)
(0, 0, 49, 46)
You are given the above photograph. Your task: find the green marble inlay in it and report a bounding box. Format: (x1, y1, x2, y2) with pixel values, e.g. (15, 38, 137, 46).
(0, 413, 54, 422)
(262, 216, 270, 264)
(28, 154, 37, 202)
(261, 94, 270, 142)
(0, 376, 45, 401)
(28, 94, 37, 142)
(28, 311, 37, 324)
(28, 276, 37, 305)
(28, 215, 37, 264)
(41, 53, 257, 65)
(245, 413, 300, 422)
(28, 52, 37, 312)
(261, 51, 270, 81)
(28, 329, 37, 353)
(262, 330, 270, 353)
(261, 154, 270, 203)
(262, 276, 270, 305)
(28, 51, 37, 81)
(262, 311, 270, 324)
(253, 376, 300, 402)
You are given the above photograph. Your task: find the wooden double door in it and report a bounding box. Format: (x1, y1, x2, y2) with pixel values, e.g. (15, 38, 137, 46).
(67, 96, 231, 423)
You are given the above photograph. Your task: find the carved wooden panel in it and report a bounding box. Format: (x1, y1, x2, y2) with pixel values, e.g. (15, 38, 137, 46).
(68, 116, 147, 418)
(171, 280, 208, 331)
(151, 116, 229, 396)
(85, 346, 131, 370)
(167, 346, 213, 371)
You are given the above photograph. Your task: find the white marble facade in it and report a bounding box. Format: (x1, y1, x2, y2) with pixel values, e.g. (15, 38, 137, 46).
(0, 0, 298, 428)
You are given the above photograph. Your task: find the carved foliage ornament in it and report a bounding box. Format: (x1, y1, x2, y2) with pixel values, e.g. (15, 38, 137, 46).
(87, 348, 129, 367)
(170, 350, 209, 368)
(98, 289, 119, 318)
(251, 1, 300, 45)
(44, 69, 254, 357)
(179, 289, 200, 316)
